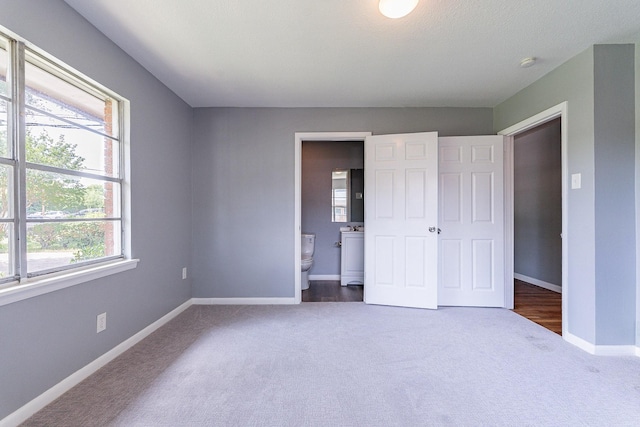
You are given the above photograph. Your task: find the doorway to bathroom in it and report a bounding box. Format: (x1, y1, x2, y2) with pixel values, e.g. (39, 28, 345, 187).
(297, 132, 370, 303)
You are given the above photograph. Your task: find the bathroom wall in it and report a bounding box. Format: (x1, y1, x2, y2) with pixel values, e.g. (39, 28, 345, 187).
(302, 140, 364, 277)
(192, 107, 493, 298)
(514, 118, 562, 288)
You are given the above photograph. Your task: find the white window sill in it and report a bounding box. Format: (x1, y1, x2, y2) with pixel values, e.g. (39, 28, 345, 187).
(0, 259, 139, 307)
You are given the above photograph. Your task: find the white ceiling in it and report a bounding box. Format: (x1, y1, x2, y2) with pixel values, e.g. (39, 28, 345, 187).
(63, 0, 640, 108)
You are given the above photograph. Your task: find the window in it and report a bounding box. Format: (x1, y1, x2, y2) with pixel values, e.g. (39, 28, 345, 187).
(0, 32, 127, 286)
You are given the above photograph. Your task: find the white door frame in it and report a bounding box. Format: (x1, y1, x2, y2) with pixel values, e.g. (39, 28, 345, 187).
(498, 101, 568, 336)
(294, 132, 372, 303)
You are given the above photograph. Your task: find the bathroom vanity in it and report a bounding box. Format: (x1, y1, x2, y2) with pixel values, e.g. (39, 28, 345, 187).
(340, 231, 364, 286)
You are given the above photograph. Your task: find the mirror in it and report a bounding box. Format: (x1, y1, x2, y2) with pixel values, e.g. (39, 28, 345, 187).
(331, 169, 364, 222)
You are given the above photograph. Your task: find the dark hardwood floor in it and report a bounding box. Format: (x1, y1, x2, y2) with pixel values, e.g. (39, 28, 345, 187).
(303, 278, 561, 335)
(512, 279, 562, 335)
(302, 280, 363, 302)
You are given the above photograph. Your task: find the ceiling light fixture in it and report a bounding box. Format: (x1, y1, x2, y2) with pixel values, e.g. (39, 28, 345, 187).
(379, 0, 419, 19)
(519, 57, 537, 68)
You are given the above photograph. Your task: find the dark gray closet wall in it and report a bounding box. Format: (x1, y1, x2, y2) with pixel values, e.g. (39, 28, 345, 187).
(514, 119, 562, 287)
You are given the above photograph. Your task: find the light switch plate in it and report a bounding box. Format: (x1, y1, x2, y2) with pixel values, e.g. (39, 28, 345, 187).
(571, 173, 581, 189)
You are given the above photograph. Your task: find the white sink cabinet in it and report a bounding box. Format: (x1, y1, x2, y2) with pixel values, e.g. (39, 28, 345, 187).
(340, 231, 364, 287)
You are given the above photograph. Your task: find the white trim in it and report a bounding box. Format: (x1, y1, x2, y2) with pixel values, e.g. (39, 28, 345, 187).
(503, 136, 515, 309)
(498, 103, 566, 136)
(514, 273, 562, 293)
(192, 297, 297, 305)
(309, 274, 340, 281)
(564, 332, 640, 356)
(564, 331, 597, 354)
(592, 345, 639, 357)
(0, 259, 139, 307)
(294, 132, 372, 305)
(0, 299, 192, 427)
(499, 101, 568, 338)
(122, 99, 132, 259)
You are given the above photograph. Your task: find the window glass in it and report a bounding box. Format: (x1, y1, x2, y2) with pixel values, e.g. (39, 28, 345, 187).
(0, 99, 9, 159)
(0, 37, 8, 97)
(0, 225, 14, 278)
(24, 58, 118, 139)
(27, 220, 121, 273)
(24, 57, 120, 179)
(0, 164, 13, 219)
(25, 107, 120, 177)
(26, 170, 120, 220)
(0, 33, 125, 283)
(0, 37, 11, 159)
(0, 163, 14, 279)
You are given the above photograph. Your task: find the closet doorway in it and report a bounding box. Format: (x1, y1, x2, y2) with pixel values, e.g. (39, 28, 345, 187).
(500, 103, 567, 336)
(512, 118, 562, 333)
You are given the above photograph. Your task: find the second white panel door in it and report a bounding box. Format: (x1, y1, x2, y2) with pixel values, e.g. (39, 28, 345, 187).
(438, 136, 505, 307)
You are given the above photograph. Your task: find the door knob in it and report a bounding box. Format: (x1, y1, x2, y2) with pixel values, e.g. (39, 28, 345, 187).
(429, 227, 441, 234)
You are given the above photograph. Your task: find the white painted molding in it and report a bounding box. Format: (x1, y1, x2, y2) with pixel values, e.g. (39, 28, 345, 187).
(192, 297, 297, 305)
(564, 332, 597, 354)
(503, 135, 515, 310)
(309, 274, 340, 281)
(0, 259, 140, 307)
(498, 102, 566, 136)
(0, 299, 192, 427)
(294, 131, 372, 306)
(564, 332, 640, 357)
(499, 101, 569, 338)
(514, 273, 562, 293)
(592, 345, 639, 357)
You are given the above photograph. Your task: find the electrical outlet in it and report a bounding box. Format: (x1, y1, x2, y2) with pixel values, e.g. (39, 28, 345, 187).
(182, 267, 187, 280)
(97, 312, 107, 333)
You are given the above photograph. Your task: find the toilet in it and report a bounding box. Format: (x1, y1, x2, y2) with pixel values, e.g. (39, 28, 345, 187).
(301, 233, 315, 291)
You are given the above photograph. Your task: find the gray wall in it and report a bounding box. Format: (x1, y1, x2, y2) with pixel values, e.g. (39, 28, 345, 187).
(636, 42, 640, 347)
(192, 107, 493, 298)
(514, 119, 562, 286)
(302, 140, 364, 276)
(495, 44, 637, 346)
(495, 47, 596, 343)
(593, 45, 636, 345)
(0, 0, 193, 419)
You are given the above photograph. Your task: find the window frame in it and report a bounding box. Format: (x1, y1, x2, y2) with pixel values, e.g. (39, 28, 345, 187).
(0, 28, 136, 303)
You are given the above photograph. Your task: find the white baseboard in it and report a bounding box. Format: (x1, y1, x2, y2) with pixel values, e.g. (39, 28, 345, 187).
(514, 273, 562, 293)
(192, 297, 297, 305)
(0, 299, 193, 427)
(564, 332, 596, 354)
(564, 332, 640, 357)
(309, 274, 340, 281)
(592, 345, 639, 356)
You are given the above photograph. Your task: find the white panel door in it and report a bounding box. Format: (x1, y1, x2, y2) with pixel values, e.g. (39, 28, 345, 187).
(364, 132, 439, 309)
(438, 136, 505, 307)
